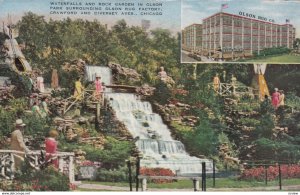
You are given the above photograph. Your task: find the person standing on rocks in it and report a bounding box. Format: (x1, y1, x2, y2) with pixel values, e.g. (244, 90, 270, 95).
(51, 69, 59, 89)
(272, 88, 280, 109)
(158, 66, 167, 81)
(213, 73, 220, 92)
(32, 101, 42, 117)
(10, 119, 30, 170)
(36, 75, 45, 93)
(74, 77, 84, 100)
(94, 73, 103, 101)
(231, 74, 237, 95)
(279, 90, 285, 107)
(40, 97, 52, 118)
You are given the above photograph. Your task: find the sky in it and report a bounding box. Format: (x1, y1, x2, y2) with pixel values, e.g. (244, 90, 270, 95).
(182, 0, 300, 38)
(0, 0, 181, 34)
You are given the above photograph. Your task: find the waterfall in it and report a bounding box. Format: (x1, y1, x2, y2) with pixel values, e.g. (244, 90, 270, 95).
(85, 65, 112, 86)
(106, 93, 213, 175)
(95, 66, 213, 175)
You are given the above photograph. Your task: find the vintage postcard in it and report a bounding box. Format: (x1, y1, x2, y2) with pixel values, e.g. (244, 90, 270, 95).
(0, 0, 300, 192)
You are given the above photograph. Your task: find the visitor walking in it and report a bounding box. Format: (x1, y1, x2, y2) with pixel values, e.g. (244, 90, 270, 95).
(10, 119, 30, 170)
(272, 88, 280, 109)
(45, 130, 59, 168)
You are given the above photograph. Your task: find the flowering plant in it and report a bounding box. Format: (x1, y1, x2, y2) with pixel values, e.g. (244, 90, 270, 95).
(240, 164, 300, 181)
(140, 167, 176, 184)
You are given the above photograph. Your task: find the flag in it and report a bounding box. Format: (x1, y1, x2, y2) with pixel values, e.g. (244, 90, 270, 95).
(221, 3, 229, 9)
(286, 19, 290, 23)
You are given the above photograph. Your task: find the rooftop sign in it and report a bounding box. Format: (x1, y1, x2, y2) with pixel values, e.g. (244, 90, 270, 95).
(238, 11, 275, 23)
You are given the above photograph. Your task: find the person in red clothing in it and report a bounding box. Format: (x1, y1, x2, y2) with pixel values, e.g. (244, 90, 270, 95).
(45, 130, 59, 168)
(94, 73, 103, 100)
(272, 88, 280, 109)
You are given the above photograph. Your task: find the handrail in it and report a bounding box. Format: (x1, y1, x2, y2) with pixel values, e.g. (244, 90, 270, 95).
(0, 150, 74, 156)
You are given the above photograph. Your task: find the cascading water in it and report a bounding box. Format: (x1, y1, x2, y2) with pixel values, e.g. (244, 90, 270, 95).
(87, 66, 213, 175)
(106, 93, 213, 175)
(85, 65, 112, 86)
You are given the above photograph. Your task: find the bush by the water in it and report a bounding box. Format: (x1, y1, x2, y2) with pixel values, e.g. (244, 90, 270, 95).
(140, 167, 175, 184)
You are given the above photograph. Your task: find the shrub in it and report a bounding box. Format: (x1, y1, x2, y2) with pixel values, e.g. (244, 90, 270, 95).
(286, 92, 300, 110)
(0, 98, 28, 137)
(94, 137, 134, 169)
(23, 113, 50, 136)
(96, 166, 130, 182)
(254, 47, 291, 57)
(0, 106, 15, 137)
(13, 160, 71, 191)
(81, 144, 103, 162)
(184, 114, 218, 156)
(140, 167, 175, 184)
(153, 81, 172, 104)
(240, 164, 300, 181)
(239, 118, 260, 127)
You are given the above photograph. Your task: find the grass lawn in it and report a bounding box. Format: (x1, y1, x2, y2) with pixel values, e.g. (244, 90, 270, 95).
(76, 188, 114, 192)
(239, 54, 300, 63)
(82, 177, 300, 190)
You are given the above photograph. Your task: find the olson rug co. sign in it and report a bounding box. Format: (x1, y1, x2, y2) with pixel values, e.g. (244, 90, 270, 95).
(238, 11, 275, 23)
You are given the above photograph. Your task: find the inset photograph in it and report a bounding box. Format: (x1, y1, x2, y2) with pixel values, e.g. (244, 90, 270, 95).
(181, 0, 300, 63)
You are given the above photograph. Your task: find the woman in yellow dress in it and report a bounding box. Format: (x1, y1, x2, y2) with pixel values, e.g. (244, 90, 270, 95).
(74, 77, 84, 100)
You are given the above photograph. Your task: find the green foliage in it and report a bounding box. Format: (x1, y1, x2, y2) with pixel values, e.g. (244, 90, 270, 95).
(254, 138, 300, 161)
(7, 98, 28, 116)
(239, 118, 260, 127)
(0, 69, 32, 97)
(153, 81, 172, 104)
(58, 138, 81, 152)
(253, 47, 291, 57)
(22, 113, 49, 136)
(0, 98, 28, 137)
(16, 13, 180, 85)
(15, 159, 70, 191)
(218, 132, 238, 155)
(96, 166, 130, 182)
(97, 137, 134, 169)
(217, 132, 240, 170)
(254, 114, 275, 138)
(0, 106, 15, 137)
(265, 65, 300, 96)
(81, 137, 134, 169)
(294, 38, 300, 49)
(58, 69, 80, 89)
(286, 92, 300, 110)
(184, 113, 218, 156)
(81, 144, 103, 161)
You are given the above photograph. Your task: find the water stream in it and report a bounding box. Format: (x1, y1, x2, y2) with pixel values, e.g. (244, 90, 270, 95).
(87, 66, 213, 175)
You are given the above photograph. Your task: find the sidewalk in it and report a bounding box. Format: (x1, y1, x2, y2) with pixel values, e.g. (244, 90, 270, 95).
(77, 183, 300, 192)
